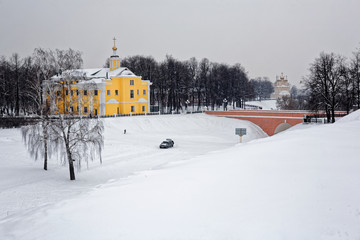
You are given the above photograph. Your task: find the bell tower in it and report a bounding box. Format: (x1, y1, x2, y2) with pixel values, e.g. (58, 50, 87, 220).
(110, 37, 120, 71)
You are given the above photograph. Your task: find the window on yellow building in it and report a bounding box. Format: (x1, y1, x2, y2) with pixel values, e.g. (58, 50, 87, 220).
(131, 106, 135, 112)
(115, 90, 118, 96)
(76, 90, 79, 96)
(70, 106, 73, 112)
(84, 90, 88, 96)
(143, 89, 146, 95)
(66, 90, 68, 96)
(142, 106, 145, 112)
(84, 107, 88, 113)
(130, 80, 134, 85)
(130, 90, 134, 98)
(57, 91, 61, 96)
(94, 90, 98, 96)
(107, 90, 110, 96)
(137, 89, 139, 95)
(70, 90, 73, 96)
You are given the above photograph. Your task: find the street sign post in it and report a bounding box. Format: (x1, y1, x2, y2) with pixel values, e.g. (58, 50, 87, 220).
(235, 128, 247, 143)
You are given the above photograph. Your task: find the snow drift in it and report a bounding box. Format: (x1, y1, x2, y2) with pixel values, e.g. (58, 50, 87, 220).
(1, 112, 360, 240)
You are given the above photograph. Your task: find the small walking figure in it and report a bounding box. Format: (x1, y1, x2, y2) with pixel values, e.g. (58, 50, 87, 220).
(124, 129, 126, 134)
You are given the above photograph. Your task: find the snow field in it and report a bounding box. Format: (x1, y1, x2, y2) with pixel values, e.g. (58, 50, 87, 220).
(0, 114, 265, 220)
(1, 111, 360, 239)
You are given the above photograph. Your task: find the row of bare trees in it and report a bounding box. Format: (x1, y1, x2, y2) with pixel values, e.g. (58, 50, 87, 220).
(304, 48, 360, 122)
(0, 48, 82, 116)
(0, 48, 103, 180)
(113, 55, 257, 112)
(249, 77, 274, 101)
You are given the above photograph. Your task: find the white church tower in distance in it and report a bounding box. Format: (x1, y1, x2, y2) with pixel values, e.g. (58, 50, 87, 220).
(270, 73, 290, 99)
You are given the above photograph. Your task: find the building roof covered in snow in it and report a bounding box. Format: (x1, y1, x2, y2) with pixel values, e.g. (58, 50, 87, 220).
(50, 67, 138, 81)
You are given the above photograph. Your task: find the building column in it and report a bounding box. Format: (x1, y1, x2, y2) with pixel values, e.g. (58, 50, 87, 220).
(148, 83, 151, 113)
(100, 85, 106, 116)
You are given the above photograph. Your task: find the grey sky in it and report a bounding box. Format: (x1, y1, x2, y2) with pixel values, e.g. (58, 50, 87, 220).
(1, 0, 359, 86)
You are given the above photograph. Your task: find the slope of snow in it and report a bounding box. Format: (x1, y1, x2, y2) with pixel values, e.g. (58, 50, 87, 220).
(336, 109, 360, 123)
(0, 114, 265, 220)
(246, 99, 277, 110)
(1, 113, 360, 240)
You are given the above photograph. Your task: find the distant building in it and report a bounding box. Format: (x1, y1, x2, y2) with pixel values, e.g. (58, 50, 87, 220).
(45, 38, 152, 116)
(270, 73, 290, 99)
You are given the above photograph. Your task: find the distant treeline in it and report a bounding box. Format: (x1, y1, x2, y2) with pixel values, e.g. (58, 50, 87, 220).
(110, 55, 274, 112)
(0, 48, 274, 116)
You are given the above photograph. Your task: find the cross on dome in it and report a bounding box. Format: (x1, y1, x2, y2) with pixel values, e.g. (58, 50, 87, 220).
(112, 37, 117, 51)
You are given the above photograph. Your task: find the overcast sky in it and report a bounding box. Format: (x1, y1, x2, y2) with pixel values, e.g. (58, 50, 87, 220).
(1, 0, 360, 86)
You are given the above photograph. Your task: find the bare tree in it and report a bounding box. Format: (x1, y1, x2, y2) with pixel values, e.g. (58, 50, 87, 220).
(22, 48, 78, 171)
(250, 77, 274, 101)
(21, 118, 52, 170)
(198, 58, 211, 109)
(187, 57, 199, 110)
(49, 116, 104, 180)
(21, 48, 104, 179)
(22, 113, 104, 179)
(338, 58, 353, 114)
(0, 56, 10, 115)
(31, 48, 58, 115)
(304, 52, 343, 122)
(350, 49, 360, 109)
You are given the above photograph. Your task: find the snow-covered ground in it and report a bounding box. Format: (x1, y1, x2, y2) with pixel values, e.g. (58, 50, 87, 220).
(246, 99, 277, 110)
(1, 112, 360, 240)
(0, 114, 265, 219)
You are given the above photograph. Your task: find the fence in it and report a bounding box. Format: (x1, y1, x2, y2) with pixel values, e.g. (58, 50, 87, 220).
(0, 110, 205, 128)
(303, 117, 330, 124)
(303, 112, 348, 124)
(243, 104, 263, 110)
(0, 116, 41, 128)
(98, 110, 204, 119)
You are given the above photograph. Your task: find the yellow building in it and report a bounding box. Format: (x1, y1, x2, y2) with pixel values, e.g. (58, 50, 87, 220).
(46, 39, 152, 116)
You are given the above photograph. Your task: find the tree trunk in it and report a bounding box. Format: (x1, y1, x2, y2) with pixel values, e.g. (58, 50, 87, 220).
(43, 139, 48, 171)
(331, 107, 335, 123)
(65, 136, 76, 180)
(325, 105, 330, 122)
(15, 75, 20, 116)
(197, 90, 201, 111)
(42, 120, 48, 170)
(68, 159, 75, 180)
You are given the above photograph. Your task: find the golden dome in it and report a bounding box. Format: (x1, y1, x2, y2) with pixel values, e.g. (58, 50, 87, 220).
(112, 37, 117, 51)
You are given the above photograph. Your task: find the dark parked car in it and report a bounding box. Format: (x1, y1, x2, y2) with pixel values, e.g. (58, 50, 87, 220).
(159, 139, 174, 149)
(166, 139, 174, 146)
